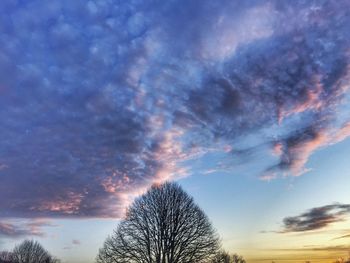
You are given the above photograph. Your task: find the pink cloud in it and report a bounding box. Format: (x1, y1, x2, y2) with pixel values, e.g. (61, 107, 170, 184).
(33, 192, 84, 215)
(278, 79, 324, 124)
(334, 122, 350, 144)
(288, 131, 329, 176)
(0, 219, 55, 238)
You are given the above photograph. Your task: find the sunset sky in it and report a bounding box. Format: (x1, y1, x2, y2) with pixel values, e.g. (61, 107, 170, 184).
(1, 0, 350, 262)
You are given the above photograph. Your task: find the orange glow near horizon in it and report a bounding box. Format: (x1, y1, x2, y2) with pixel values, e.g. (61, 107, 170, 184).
(226, 219, 350, 263)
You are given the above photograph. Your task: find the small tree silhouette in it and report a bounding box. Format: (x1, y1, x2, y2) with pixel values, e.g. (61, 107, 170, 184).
(12, 240, 60, 263)
(0, 251, 15, 263)
(211, 250, 230, 263)
(211, 250, 246, 263)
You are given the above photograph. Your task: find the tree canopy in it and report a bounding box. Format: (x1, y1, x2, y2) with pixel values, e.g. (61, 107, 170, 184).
(97, 182, 220, 263)
(0, 240, 60, 263)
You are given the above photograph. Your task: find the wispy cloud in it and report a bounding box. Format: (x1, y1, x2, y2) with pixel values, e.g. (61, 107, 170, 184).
(0, 219, 55, 238)
(333, 234, 350, 240)
(62, 239, 81, 250)
(267, 245, 350, 252)
(72, 239, 81, 245)
(281, 204, 350, 233)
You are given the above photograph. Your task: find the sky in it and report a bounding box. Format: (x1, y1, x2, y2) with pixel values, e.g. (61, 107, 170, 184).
(0, 0, 350, 262)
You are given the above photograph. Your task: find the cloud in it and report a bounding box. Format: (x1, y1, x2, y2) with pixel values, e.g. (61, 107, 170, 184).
(0, 0, 350, 219)
(304, 245, 350, 254)
(281, 204, 350, 233)
(0, 222, 35, 238)
(333, 234, 350, 240)
(72, 239, 81, 245)
(0, 219, 54, 238)
(269, 245, 350, 252)
(62, 239, 81, 250)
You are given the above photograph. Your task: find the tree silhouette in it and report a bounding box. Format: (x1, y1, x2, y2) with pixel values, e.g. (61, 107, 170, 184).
(211, 251, 246, 263)
(0, 251, 15, 263)
(211, 250, 231, 263)
(231, 254, 246, 263)
(97, 182, 220, 263)
(334, 258, 350, 263)
(11, 240, 60, 263)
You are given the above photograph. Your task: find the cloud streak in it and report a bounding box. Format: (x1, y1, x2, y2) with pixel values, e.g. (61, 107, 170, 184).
(0, 219, 54, 238)
(281, 204, 350, 233)
(0, 0, 350, 219)
(333, 234, 350, 241)
(72, 239, 81, 245)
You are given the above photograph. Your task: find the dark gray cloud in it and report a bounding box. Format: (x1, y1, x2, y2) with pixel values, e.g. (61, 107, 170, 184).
(0, 0, 350, 219)
(281, 204, 350, 233)
(72, 239, 81, 245)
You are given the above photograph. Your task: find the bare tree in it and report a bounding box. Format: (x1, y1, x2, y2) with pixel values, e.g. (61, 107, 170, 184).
(12, 240, 60, 263)
(211, 251, 245, 263)
(211, 250, 230, 263)
(97, 182, 220, 263)
(231, 254, 246, 263)
(0, 251, 15, 263)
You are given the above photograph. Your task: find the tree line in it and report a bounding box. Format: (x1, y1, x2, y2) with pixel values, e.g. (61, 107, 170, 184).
(1, 182, 244, 263)
(2, 182, 349, 263)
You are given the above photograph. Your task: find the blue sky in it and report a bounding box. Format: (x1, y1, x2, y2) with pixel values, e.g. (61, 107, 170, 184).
(1, 0, 350, 262)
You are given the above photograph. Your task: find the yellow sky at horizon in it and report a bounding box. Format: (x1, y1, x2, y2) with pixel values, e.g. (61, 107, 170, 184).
(225, 218, 350, 263)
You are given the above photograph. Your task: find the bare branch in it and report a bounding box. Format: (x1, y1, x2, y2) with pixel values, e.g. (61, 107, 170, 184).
(97, 182, 220, 263)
